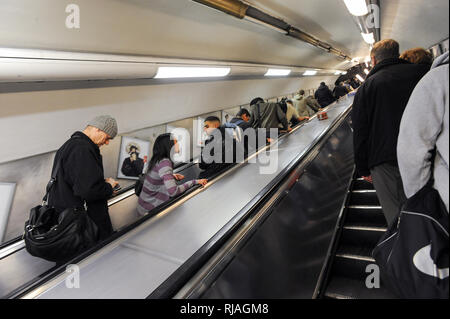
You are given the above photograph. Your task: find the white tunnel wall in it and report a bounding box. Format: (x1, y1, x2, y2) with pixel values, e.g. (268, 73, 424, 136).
(0, 76, 337, 164)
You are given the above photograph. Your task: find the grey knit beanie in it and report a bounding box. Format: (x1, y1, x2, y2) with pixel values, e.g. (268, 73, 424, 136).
(87, 115, 118, 139)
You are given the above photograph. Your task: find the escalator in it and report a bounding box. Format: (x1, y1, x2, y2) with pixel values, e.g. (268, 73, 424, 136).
(171, 106, 356, 299)
(319, 176, 398, 299)
(0, 96, 355, 299)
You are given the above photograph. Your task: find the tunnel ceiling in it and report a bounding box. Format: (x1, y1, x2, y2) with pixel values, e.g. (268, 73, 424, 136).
(0, 0, 448, 70)
(380, 0, 450, 50)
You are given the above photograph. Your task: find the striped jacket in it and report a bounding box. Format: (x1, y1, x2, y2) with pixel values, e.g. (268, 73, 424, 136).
(137, 159, 197, 215)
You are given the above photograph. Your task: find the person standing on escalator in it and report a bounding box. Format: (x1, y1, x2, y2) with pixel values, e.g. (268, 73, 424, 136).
(294, 90, 321, 118)
(137, 133, 207, 216)
(48, 115, 119, 240)
(315, 82, 336, 107)
(352, 39, 430, 227)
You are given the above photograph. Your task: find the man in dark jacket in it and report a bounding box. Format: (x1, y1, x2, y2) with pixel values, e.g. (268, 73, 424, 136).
(333, 82, 349, 99)
(48, 115, 119, 240)
(352, 39, 429, 227)
(229, 108, 252, 131)
(229, 108, 254, 158)
(199, 116, 233, 179)
(315, 82, 336, 107)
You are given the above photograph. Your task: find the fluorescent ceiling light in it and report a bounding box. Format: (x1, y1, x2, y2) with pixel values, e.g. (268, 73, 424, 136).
(364, 69, 370, 74)
(265, 69, 291, 76)
(155, 66, 231, 78)
(356, 74, 365, 82)
(343, 0, 369, 16)
(303, 70, 318, 76)
(361, 32, 375, 44)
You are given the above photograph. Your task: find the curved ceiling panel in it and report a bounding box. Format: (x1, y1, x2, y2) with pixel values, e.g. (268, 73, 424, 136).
(380, 0, 449, 51)
(0, 0, 360, 70)
(0, 0, 447, 71)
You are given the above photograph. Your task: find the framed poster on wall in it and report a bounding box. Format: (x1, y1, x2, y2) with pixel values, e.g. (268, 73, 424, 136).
(0, 183, 16, 242)
(196, 116, 208, 147)
(117, 137, 150, 180)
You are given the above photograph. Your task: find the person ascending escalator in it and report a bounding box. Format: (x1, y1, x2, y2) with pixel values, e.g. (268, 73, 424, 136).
(315, 82, 337, 107)
(137, 133, 207, 216)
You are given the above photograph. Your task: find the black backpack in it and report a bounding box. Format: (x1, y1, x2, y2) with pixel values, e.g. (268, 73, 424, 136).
(373, 179, 449, 299)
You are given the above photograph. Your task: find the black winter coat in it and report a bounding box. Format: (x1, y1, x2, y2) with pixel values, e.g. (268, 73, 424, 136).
(315, 84, 336, 107)
(199, 127, 233, 179)
(333, 85, 349, 99)
(48, 131, 114, 239)
(352, 58, 430, 176)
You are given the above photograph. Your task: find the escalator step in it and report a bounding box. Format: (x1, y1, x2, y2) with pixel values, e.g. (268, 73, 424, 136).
(348, 191, 380, 206)
(352, 179, 375, 191)
(330, 243, 377, 282)
(340, 225, 387, 248)
(324, 277, 398, 299)
(343, 224, 387, 232)
(345, 206, 387, 228)
(336, 244, 374, 261)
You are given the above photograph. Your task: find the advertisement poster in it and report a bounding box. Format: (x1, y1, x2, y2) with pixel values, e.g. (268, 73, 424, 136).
(117, 137, 150, 180)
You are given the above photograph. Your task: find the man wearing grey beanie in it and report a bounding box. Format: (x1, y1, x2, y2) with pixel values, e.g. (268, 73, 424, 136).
(48, 115, 119, 241)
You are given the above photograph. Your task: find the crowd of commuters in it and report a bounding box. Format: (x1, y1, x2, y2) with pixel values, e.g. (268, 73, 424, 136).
(44, 83, 337, 242)
(43, 39, 448, 283)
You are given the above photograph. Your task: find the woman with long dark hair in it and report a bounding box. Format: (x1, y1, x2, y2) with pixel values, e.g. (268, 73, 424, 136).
(137, 133, 207, 216)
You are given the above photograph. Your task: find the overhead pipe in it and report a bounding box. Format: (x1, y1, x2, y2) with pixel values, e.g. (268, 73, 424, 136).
(192, 0, 352, 61)
(192, 0, 248, 18)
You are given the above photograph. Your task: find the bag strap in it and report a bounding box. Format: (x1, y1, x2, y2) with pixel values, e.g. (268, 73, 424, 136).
(42, 155, 62, 204)
(42, 135, 81, 205)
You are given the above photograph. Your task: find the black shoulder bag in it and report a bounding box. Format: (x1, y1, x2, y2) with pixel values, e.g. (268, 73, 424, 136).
(24, 147, 99, 263)
(373, 150, 449, 299)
